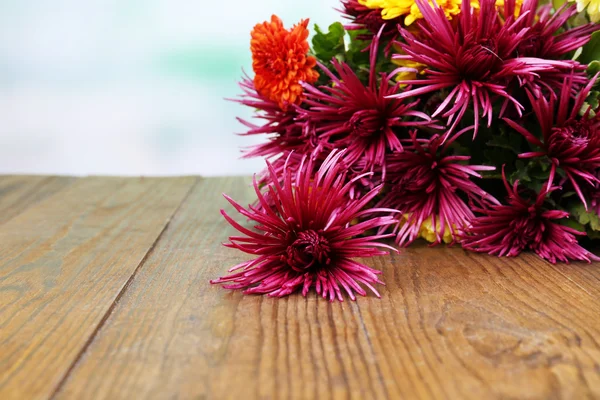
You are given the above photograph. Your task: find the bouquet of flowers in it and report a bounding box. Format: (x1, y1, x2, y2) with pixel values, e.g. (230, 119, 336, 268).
(211, 0, 600, 301)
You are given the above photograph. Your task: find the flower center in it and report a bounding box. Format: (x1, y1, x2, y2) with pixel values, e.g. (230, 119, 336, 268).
(348, 109, 385, 138)
(267, 58, 288, 79)
(459, 40, 502, 81)
(285, 230, 331, 272)
(549, 121, 592, 155)
(363, 10, 388, 33)
(517, 32, 542, 58)
(508, 214, 540, 249)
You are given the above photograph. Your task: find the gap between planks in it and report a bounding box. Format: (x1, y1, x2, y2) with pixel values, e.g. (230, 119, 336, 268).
(47, 176, 202, 400)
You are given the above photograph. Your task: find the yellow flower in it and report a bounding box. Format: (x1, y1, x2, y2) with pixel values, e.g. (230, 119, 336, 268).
(405, 0, 470, 26)
(391, 44, 426, 82)
(360, 0, 477, 25)
(417, 216, 456, 244)
(569, 0, 600, 22)
(475, 0, 524, 18)
(360, 0, 523, 26)
(493, 0, 521, 8)
(393, 59, 425, 81)
(399, 214, 458, 243)
(359, 0, 414, 20)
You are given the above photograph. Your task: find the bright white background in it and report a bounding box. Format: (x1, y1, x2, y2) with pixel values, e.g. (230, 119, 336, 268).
(0, 1, 339, 176)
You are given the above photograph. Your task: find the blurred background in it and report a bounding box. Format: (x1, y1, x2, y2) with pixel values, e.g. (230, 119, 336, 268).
(0, 1, 339, 176)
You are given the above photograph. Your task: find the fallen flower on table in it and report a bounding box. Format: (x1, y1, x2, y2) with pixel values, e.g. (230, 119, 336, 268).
(211, 151, 399, 301)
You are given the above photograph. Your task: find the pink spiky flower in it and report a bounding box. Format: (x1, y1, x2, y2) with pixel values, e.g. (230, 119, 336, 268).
(300, 29, 432, 176)
(210, 151, 399, 301)
(379, 129, 498, 246)
(462, 170, 598, 263)
(513, 1, 598, 60)
(504, 74, 600, 209)
(509, 0, 595, 94)
(390, 0, 577, 136)
(233, 75, 321, 159)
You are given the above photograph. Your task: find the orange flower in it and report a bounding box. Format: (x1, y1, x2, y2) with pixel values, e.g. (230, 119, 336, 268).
(251, 15, 319, 111)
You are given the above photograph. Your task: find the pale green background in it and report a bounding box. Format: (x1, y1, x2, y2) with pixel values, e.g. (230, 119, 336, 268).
(0, 1, 339, 175)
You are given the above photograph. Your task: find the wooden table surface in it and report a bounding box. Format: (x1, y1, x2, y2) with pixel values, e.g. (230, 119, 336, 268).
(1, 176, 600, 400)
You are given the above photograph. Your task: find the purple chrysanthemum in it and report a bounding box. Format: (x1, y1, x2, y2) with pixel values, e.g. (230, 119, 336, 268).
(233, 75, 320, 159)
(390, 0, 577, 136)
(514, 2, 598, 60)
(300, 30, 432, 175)
(462, 170, 598, 263)
(508, 1, 595, 95)
(211, 151, 399, 301)
(504, 74, 600, 209)
(379, 130, 497, 246)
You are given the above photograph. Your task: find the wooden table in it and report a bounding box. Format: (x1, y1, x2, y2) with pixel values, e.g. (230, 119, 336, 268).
(1, 176, 600, 400)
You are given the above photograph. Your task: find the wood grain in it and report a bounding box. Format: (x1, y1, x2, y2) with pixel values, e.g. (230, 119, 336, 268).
(0, 176, 76, 225)
(53, 177, 600, 400)
(0, 176, 196, 400)
(53, 177, 255, 400)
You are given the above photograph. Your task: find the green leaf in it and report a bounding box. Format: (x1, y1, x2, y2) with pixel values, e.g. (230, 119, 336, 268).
(588, 61, 600, 78)
(483, 147, 517, 175)
(570, 203, 600, 231)
(581, 89, 600, 118)
(512, 159, 532, 183)
(559, 217, 586, 232)
(579, 31, 600, 64)
(571, 10, 592, 28)
(587, 228, 600, 239)
(561, 190, 578, 200)
(345, 29, 371, 68)
(311, 22, 346, 64)
(486, 128, 524, 153)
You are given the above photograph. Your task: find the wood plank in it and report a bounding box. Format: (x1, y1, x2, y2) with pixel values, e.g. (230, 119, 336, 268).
(53, 177, 254, 400)
(0, 176, 76, 225)
(0, 176, 197, 400)
(352, 249, 600, 399)
(54, 177, 600, 400)
(546, 257, 600, 299)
